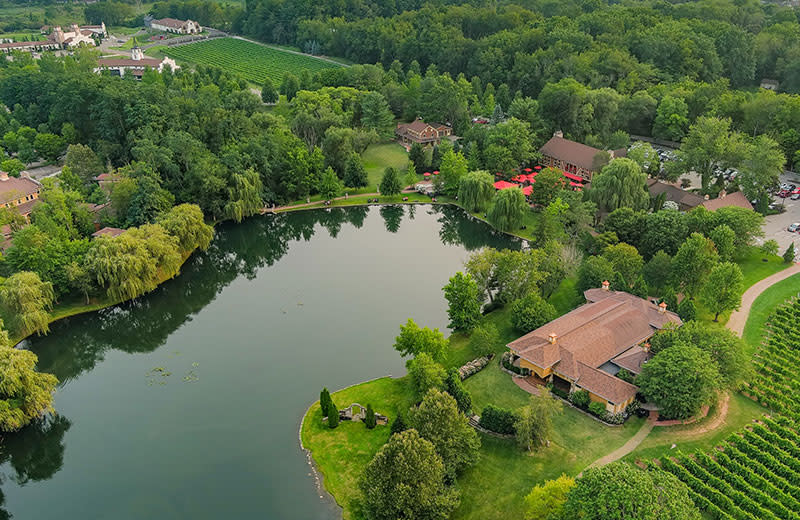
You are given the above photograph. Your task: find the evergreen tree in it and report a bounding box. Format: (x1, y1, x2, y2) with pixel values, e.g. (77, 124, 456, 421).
(379, 167, 402, 197)
(343, 153, 368, 188)
(404, 163, 417, 187)
(409, 142, 427, 174)
(784, 242, 796, 263)
(390, 413, 406, 435)
(364, 403, 377, 429)
(445, 369, 472, 414)
(328, 403, 339, 429)
(677, 298, 697, 322)
(280, 73, 300, 101)
(320, 388, 332, 418)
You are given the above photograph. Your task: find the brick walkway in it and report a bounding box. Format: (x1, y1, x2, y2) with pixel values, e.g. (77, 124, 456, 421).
(512, 375, 542, 396)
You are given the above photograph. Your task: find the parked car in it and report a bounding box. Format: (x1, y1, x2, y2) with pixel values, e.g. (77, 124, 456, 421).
(787, 223, 800, 232)
(792, 193, 800, 200)
(779, 189, 790, 198)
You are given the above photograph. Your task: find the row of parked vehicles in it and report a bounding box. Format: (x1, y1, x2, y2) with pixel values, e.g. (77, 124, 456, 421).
(778, 183, 800, 200)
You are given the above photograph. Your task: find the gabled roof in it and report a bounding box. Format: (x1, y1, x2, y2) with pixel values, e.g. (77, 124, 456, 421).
(97, 57, 164, 68)
(0, 176, 39, 204)
(508, 289, 681, 404)
(647, 179, 704, 209)
(397, 118, 436, 134)
(539, 136, 623, 171)
(610, 345, 651, 375)
(152, 18, 193, 29)
(92, 227, 125, 238)
(701, 191, 753, 211)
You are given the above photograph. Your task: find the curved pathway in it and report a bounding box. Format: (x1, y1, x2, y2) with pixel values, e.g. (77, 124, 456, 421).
(580, 419, 655, 474)
(727, 263, 800, 337)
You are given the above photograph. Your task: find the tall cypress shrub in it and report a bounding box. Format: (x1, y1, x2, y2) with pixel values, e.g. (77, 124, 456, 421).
(328, 404, 339, 429)
(364, 404, 377, 429)
(320, 388, 332, 418)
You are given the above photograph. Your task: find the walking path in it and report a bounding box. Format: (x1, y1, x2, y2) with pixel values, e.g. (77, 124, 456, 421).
(581, 419, 655, 473)
(261, 193, 379, 214)
(726, 263, 800, 337)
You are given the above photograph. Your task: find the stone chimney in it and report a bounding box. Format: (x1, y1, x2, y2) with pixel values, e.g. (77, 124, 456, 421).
(0, 171, 8, 181)
(719, 190, 726, 199)
(553, 130, 564, 138)
(548, 332, 558, 344)
(658, 302, 667, 314)
(643, 342, 651, 353)
(131, 46, 144, 61)
(704, 194, 710, 200)
(601, 280, 610, 291)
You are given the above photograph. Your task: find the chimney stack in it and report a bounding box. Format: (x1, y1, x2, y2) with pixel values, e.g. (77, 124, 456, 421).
(0, 171, 8, 182)
(548, 333, 558, 344)
(553, 130, 564, 138)
(719, 190, 726, 199)
(643, 342, 651, 353)
(601, 280, 610, 291)
(658, 302, 667, 314)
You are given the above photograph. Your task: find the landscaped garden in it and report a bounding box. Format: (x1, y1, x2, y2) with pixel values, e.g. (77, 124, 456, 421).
(163, 37, 344, 84)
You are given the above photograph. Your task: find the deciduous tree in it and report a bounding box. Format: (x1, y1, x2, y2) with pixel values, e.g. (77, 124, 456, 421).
(458, 170, 494, 212)
(394, 319, 449, 361)
(515, 393, 561, 451)
(443, 272, 481, 331)
(588, 158, 649, 213)
(510, 293, 557, 334)
(560, 462, 701, 520)
(638, 342, 721, 419)
(408, 388, 480, 478)
(524, 475, 575, 520)
(487, 187, 527, 231)
(359, 429, 459, 520)
(671, 233, 719, 298)
(407, 353, 446, 400)
(0, 271, 54, 338)
(701, 262, 744, 322)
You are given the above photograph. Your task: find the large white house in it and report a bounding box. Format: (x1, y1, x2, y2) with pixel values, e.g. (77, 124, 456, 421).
(150, 18, 202, 34)
(47, 24, 98, 47)
(95, 47, 179, 78)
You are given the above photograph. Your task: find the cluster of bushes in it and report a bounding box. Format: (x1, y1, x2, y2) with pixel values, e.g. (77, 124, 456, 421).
(565, 388, 639, 424)
(478, 405, 517, 435)
(501, 351, 531, 376)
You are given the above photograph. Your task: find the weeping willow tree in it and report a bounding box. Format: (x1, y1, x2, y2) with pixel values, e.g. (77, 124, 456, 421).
(0, 320, 58, 432)
(224, 168, 263, 223)
(86, 223, 180, 302)
(0, 271, 54, 338)
(487, 186, 527, 231)
(588, 158, 650, 213)
(158, 203, 214, 253)
(458, 170, 495, 212)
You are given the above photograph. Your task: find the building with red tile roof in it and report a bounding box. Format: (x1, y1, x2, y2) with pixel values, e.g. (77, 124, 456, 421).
(507, 283, 682, 414)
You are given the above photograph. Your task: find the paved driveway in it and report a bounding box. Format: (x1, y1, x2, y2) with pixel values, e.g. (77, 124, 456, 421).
(762, 172, 800, 257)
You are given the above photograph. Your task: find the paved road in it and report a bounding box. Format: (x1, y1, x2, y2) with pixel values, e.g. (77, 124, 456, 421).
(726, 262, 800, 337)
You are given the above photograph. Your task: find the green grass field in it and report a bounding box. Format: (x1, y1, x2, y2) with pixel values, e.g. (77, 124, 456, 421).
(163, 37, 344, 84)
(362, 143, 409, 189)
(742, 272, 800, 352)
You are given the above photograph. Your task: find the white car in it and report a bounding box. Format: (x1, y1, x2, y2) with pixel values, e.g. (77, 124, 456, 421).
(788, 223, 800, 232)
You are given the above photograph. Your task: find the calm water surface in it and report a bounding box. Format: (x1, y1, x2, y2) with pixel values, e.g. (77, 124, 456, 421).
(2, 205, 519, 519)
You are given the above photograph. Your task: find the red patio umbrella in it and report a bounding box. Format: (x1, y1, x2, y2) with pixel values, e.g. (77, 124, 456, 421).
(534, 165, 542, 170)
(493, 180, 520, 190)
(523, 168, 533, 172)
(522, 185, 533, 196)
(423, 172, 431, 177)
(433, 170, 440, 175)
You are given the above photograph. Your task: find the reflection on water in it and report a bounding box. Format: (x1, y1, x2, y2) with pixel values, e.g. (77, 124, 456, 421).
(2, 205, 519, 520)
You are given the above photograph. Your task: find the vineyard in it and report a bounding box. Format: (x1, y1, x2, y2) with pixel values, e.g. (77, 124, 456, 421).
(747, 295, 800, 422)
(653, 296, 800, 520)
(163, 37, 343, 84)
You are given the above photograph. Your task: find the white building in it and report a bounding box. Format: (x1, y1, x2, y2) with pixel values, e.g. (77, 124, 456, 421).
(95, 47, 179, 78)
(150, 18, 202, 34)
(48, 24, 97, 47)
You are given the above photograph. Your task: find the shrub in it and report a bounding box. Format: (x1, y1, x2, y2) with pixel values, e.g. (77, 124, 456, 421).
(676, 298, 696, 322)
(616, 369, 635, 384)
(588, 401, 607, 417)
(569, 389, 590, 409)
(551, 387, 569, 400)
(469, 324, 501, 357)
(501, 351, 530, 376)
(510, 293, 557, 334)
(364, 403, 377, 429)
(328, 404, 339, 429)
(783, 242, 795, 263)
(445, 369, 472, 414)
(479, 405, 517, 435)
(604, 412, 625, 424)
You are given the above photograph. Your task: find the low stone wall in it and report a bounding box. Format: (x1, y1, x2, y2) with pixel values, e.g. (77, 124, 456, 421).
(468, 415, 515, 439)
(458, 355, 492, 380)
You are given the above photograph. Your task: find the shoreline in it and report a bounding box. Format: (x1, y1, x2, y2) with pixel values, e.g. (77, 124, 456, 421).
(13, 200, 529, 348)
(298, 374, 396, 512)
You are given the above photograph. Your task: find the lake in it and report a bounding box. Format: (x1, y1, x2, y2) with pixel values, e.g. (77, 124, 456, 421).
(1, 205, 520, 519)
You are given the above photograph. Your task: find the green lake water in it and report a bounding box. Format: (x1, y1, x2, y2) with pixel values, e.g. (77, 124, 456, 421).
(2, 205, 520, 519)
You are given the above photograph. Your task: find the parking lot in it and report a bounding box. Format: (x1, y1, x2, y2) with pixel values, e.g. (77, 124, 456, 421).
(761, 172, 800, 258)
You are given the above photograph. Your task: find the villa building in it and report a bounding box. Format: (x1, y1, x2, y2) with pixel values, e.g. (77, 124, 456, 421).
(395, 118, 456, 149)
(46, 24, 98, 47)
(95, 47, 179, 78)
(647, 179, 754, 212)
(0, 171, 41, 219)
(507, 283, 682, 414)
(539, 131, 627, 183)
(150, 18, 202, 34)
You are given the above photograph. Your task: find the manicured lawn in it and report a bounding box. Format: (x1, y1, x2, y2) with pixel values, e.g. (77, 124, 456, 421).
(361, 143, 409, 189)
(444, 306, 516, 371)
(624, 392, 764, 463)
(301, 377, 416, 520)
(548, 277, 582, 316)
(742, 271, 800, 353)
